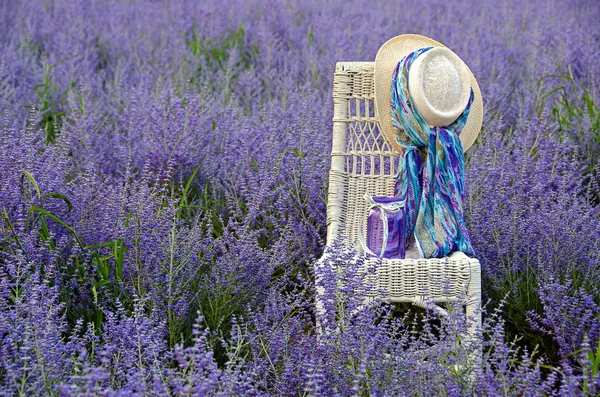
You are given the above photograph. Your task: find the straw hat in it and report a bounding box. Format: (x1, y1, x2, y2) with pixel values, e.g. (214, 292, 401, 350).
(374, 34, 483, 152)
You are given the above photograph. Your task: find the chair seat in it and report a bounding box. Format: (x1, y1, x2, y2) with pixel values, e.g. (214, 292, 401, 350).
(318, 249, 478, 303)
(366, 251, 479, 302)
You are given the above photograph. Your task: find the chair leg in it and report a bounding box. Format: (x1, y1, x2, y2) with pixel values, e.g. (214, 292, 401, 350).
(465, 299, 481, 341)
(465, 263, 482, 369)
(315, 284, 325, 336)
(314, 255, 327, 336)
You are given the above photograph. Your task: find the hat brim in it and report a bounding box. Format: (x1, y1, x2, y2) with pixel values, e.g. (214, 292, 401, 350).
(374, 34, 483, 152)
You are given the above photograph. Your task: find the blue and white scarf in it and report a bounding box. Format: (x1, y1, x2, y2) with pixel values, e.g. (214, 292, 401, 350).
(390, 47, 475, 259)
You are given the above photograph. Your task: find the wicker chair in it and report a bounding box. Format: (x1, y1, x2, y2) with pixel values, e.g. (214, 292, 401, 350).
(316, 61, 481, 341)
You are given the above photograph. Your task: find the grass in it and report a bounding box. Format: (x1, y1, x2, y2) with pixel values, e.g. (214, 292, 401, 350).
(537, 64, 600, 178)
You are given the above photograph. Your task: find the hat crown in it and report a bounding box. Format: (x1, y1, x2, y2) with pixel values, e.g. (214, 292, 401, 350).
(408, 47, 471, 127)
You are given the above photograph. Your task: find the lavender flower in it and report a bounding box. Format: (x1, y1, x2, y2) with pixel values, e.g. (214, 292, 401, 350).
(1, 0, 599, 394)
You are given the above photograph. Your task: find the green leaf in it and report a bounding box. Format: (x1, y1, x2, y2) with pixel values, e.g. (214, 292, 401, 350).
(39, 218, 50, 242)
(114, 240, 126, 282)
(591, 336, 600, 378)
(41, 192, 73, 212)
(94, 279, 111, 289)
(93, 252, 110, 280)
(180, 155, 206, 208)
(291, 148, 306, 159)
(21, 171, 42, 204)
(27, 205, 83, 248)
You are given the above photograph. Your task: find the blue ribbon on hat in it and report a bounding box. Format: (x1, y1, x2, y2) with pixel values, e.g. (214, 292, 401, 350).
(390, 47, 476, 259)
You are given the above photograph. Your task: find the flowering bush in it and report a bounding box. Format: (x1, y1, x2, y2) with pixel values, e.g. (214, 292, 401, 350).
(1, 0, 599, 395)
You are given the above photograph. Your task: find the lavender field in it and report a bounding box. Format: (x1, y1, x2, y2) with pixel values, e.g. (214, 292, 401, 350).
(1, 0, 600, 395)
